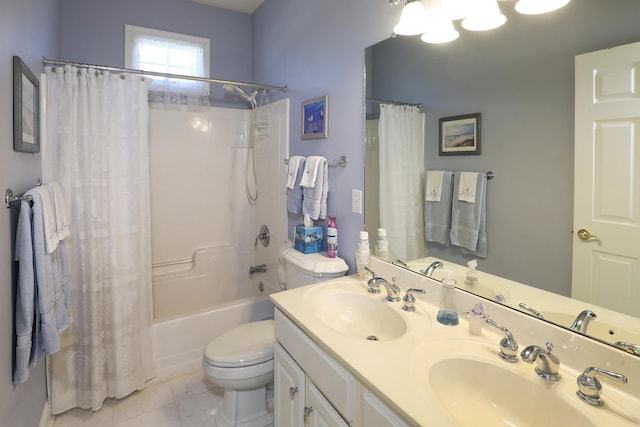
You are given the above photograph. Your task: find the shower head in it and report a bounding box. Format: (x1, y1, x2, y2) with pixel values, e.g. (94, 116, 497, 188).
(223, 84, 258, 108)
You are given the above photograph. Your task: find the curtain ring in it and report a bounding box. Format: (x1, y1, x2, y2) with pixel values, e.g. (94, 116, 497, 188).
(120, 74, 126, 80)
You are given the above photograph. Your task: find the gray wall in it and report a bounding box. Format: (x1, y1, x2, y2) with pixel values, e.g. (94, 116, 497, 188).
(59, 0, 253, 102)
(368, 0, 640, 295)
(0, 0, 60, 425)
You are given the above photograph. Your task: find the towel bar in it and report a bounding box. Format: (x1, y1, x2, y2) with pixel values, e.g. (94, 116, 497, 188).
(284, 155, 348, 169)
(5, 189, 33, 208)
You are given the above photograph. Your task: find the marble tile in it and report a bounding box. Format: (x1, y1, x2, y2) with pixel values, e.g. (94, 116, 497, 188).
(113, 404, 181, 427)
(54, 405, 115, 427)
(169, 371, 218, 402)
(176, 389, 224, 427)
(111, 381, 175, 424)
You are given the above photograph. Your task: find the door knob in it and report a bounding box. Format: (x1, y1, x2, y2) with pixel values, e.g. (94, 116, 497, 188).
(577, 229, 600, 242)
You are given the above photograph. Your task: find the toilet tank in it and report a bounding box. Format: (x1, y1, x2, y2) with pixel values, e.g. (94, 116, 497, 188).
(280, 247, 348, 289)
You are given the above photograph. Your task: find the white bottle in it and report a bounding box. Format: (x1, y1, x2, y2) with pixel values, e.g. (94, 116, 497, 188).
(375, 228, 389, 260)
(465, 259, 478, 289)
(355, 231, 370, 280)
(469, 303, 485, 335)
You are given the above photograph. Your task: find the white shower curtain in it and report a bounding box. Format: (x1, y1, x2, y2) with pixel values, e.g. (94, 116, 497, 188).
(42, 65, 155, 413)
(379, 104, 426, 262)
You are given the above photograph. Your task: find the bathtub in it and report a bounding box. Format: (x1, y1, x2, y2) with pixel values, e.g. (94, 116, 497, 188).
(152, 295, 275, 381)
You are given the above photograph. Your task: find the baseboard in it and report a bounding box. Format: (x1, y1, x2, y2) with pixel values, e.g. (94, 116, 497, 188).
(39, 400, 54, 427)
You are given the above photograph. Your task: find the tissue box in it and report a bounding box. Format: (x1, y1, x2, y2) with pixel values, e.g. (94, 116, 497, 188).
(294, 225, 323, 254)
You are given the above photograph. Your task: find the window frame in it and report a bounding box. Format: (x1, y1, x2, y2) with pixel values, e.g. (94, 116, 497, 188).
(124, 24, 210, 81)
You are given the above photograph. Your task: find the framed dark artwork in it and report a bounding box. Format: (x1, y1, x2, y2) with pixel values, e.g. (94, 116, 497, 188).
(13, 56, 40, 153)
(439, 113, 480, 156)
(301, 95, 328, 139)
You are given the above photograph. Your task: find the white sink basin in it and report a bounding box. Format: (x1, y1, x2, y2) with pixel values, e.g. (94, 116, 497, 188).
(302, 282, 407, 341)
(429, 357, 596, 427)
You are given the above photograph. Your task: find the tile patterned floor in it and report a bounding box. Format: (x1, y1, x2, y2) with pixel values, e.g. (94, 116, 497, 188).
(53, 370, 225, 427)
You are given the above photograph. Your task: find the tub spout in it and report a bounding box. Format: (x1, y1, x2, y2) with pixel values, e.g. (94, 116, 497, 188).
(249, 264, 267, 274)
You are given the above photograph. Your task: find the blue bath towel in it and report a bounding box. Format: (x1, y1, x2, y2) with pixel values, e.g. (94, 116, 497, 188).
(13, 200, 35, 384)
(450, 172, 487, 257)
(286, 156, 305, 214)
(424, 171, 453, 245)
(26, 189, 61, 360)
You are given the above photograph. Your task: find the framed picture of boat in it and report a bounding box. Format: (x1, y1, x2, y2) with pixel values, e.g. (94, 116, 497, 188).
(301, 95, 328, 139)
(439, 113, 480, 156)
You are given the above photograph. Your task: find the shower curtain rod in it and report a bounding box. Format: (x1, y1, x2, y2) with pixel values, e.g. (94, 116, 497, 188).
(42, 57, 288, 93)
(367, 98, 422, 108)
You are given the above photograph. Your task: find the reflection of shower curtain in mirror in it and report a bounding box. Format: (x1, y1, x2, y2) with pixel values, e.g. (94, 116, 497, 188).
(379, 104, 426, 262)
(42, 66, 155, 414)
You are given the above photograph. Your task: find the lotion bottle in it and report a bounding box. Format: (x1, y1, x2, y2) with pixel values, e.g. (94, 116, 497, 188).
(465, 259, 478, 289)
(327, 215, 338, 258)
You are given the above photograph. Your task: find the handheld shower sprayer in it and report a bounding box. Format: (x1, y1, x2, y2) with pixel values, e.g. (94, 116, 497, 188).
(223, 84, 258, 109)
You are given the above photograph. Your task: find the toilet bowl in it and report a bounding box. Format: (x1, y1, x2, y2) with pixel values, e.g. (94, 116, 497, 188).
(202, 246, 349, 427)
(203, 320, 275, 427)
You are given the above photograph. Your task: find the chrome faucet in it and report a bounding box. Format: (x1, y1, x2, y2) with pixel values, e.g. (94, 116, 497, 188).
(577, 367, 628, 406)
(365, 267, 402, 302)
(421, 261, 443, 277)
(485, 318, 519, 363)
(249, 264, 267, 274)
(518, 302, 544, 319)
(570, 310, 597, 333)
(520, 342, 561, 381)
(614, 341, 640, 356)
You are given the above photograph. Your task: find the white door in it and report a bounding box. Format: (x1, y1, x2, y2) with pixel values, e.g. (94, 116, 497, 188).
(573, 41, 640, 316)
(305, 383, 349, 427)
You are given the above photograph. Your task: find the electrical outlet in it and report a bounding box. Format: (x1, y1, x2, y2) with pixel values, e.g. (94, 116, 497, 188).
(352, 189, 363, 214)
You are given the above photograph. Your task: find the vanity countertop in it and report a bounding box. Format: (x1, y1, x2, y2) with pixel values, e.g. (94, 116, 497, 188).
(270, 259, 640, 426)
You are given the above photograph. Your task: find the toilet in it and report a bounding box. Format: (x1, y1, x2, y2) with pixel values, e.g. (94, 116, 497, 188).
(202, 247, 348, 427)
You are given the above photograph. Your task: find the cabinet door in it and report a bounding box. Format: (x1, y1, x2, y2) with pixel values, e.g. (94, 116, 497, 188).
(362, 389, 410, 427)
(274, 344, 305, 427)
(305, 382, 349, 427)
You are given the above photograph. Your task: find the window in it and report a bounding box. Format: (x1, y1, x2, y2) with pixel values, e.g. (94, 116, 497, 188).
(125, 24, 210, 108)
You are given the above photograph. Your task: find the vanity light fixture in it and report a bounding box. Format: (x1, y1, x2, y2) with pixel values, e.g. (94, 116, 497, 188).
(393, 0, 429, 36)
(391, 0, 570, 43)
(515, 0, 570, 15)
(461, 0, 506, 32)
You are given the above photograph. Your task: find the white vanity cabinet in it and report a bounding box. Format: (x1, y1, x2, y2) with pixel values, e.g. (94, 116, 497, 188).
(274, 308, 411, 427)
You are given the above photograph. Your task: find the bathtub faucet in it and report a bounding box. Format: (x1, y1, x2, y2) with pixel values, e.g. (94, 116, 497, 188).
(249, 264, 267, 274)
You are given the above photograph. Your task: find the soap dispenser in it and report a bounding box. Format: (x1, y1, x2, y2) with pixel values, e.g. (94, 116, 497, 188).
(437, 269, 459, 326)
(465, 260, 478, 289)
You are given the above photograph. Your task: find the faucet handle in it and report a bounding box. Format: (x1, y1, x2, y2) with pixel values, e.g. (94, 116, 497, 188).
(485, 318, 519, 363)
(577, 367, 628, 406)
(402, 288, 426, 312)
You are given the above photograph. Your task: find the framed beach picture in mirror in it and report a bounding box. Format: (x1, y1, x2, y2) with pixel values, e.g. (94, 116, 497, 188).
(301, 95, 328, 139)
(439, 113, 480, 156)
(13, 56, 40, 153)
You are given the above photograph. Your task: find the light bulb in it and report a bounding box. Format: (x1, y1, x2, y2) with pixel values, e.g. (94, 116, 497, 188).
(515, 0, 570, 15)
(393, 0, 429, 36)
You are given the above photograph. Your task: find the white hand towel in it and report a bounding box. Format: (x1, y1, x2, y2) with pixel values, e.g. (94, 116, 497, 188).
(32, 186, 59, 253)
(458, 172, 479, 203)
(50, 182, 70, 240)
(286, 156, 305, 190)
(300, 156, 324, 188)
(302, 158, 328, 220)
(424, 171, 453, 245)
(425, 170, 445, 202)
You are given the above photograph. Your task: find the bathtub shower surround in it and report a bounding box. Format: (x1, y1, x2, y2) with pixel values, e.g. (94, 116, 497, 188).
(42, 65, 155, 414)
(149, 99, 289, 378)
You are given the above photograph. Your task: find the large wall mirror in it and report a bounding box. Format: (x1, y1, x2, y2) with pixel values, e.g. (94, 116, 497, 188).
(365, 0, 640, 355)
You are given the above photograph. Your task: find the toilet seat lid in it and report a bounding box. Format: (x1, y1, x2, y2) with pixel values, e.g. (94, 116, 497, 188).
(204, 319, 275, 368)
